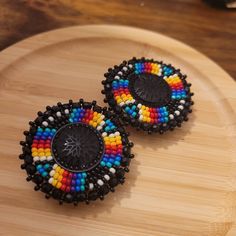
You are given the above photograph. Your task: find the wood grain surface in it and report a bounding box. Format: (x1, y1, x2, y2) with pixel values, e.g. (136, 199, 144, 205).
(0, 0, 236, 80)
(0, 25, 236, 236)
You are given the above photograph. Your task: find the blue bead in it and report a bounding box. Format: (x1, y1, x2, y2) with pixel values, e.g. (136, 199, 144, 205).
(80, 186, 85, 192)
(106, 162, 112, 168)
(44, 164, 50, 169)
(36, 164, 42, 170)
(115, 156, 121, 161)
(76, 179, 81, 185)
(39, 168, 44, 174)
(42, 172, 48, 177)
(76, 186, 80, 192)
(114, 161, 120, 166)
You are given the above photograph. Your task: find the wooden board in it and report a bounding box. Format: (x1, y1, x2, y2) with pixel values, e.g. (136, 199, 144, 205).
(0, 25, 236, 236)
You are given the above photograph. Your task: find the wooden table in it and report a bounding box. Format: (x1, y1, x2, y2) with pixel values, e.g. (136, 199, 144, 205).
(1, 1, 236, 235)
(0, 0, 236, 79)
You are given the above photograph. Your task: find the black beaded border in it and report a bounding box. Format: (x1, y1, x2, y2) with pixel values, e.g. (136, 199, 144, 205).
(101, 57, 194, 134)
(19, 99, 134, 205)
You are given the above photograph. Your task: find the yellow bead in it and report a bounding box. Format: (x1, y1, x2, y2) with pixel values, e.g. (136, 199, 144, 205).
(54, 173, 59, 179)
(116, 140, 122, 145)
(32, 152, 38, 157)
(89, 120, 93, 126)
(58, 175, 63, 181)
(55, 166, 61, 173)
(92, 122, 97, 127)
(31, 148, 37, 152)
(111, 142, 116, 146)
(45, 148, 51, 153)
(59, 169, 64, 175)
(143, 117, 147, 122)
(56, 182, 62, 189)
(52, 179, 57, 186)
(147, 117, 151, 123)
(39, 152, 45, 157)
(45, 152, 51, 157)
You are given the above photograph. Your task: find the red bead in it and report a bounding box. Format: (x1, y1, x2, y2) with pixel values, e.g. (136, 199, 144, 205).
(66, 186, 70, 192)
(61, 178, 67, 184)
(63, 171, 68, 177)
(61, 184, 66, 191)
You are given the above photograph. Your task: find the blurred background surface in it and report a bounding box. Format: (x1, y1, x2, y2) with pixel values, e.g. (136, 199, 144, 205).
(0, 0, 235, 79)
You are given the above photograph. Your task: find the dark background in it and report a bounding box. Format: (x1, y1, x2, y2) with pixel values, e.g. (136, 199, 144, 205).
(1, 0, 235, 78)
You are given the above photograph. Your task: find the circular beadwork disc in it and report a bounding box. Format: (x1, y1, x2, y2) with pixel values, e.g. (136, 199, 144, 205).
(19, 99, 133, 204)
(102, 58, 194, 133)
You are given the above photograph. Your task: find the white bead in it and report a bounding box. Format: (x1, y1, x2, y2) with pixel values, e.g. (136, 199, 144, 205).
(48, 116, 54, 122)
(100, 121, 105, 126)
(56, 111, 61, 117)
(49, 170, 55, 176)
(163, 123, 167, 127)
(173, 73, 178, 77)
(100, 115, 105, 119)
(89, 183, 94, 190)
(115, 131, 120, 136)
(139, 115, 143, 121)
(97, 179, 104, 186)
(125, 100, 130, 105)
(40, 156, 46, 161)
(48, 178, 53, 184)
(180, 100, 185, 104)
(64, 109, 69, 114)
(47, 156, 53, 161)
(33, 156, 39, 162)
(42, 121, 48, 127)
(96, 126, 102, 131)
(164, 76, 167, 79)
(175, 110, 180, 116)
(104, 175, 110, 181)
(169, 114, 174, 120)
(53, 164, 58, 169)
(109, 168, 116, 174)
(109, 134, 115, 138)
(131, 99, 135, 103)
(158, 72, 162, 76)
(122, 66, 128, 71)
(137, 103, 142, 109)
(119, 102, 125, 106)
(128, 64, 133, 68)
(178, 105, 184, 110)
(114, 75, 120, 80)
(102, 132, 107, 137)
(118, 71, 123, 76)
(139, 110, 143, 114)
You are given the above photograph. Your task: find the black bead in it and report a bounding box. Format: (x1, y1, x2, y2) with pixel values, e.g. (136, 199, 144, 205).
(24, 155, 33, 164)
(109, 177, 118, 187)
(32, 174, 43, 185)
(26, 165, 36, 175)
(41, 183, 53, 193)
(88, 191, 98, 201)
(65, 193, 74, 203)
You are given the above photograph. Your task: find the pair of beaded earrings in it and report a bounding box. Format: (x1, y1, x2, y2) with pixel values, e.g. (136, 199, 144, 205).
(19, 58, 193, 205)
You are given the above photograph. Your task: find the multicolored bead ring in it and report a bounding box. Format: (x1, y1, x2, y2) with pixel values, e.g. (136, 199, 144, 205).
(102, 58, 194, 134)
(19, 99, 134, 204)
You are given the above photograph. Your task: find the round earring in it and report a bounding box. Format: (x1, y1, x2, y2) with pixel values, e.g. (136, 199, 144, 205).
(102, 57, 194, 134)
(19, 99, 134, 205)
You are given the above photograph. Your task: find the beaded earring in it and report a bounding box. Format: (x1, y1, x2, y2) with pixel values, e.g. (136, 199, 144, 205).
(102, 57, 194, 134)
(19, 99, 134, 205)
